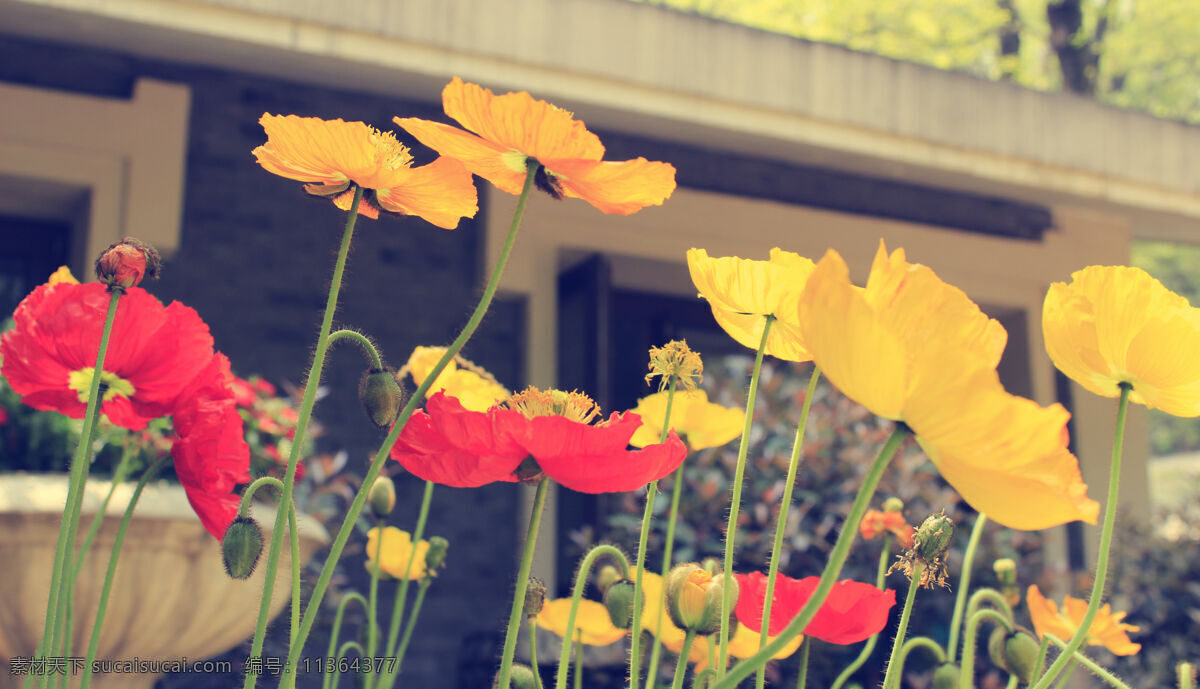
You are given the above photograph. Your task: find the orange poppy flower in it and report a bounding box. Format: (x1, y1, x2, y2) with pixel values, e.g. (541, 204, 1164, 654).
(1026, 585, 1141, 656)
(252, 114, 478, 229)
(394, 77, 676, 215)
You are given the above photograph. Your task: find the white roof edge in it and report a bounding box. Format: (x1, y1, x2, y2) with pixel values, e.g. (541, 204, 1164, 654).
(1, 0, 1197, 229)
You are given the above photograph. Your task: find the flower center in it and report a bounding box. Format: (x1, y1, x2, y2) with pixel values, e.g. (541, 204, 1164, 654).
(67, 368, 135, 403)
(370, 129, 414, 171)
(502, 386, 600, 424)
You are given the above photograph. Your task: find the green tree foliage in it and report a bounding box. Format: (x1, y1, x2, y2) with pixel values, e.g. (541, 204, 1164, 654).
(631, 0, 1200, 122)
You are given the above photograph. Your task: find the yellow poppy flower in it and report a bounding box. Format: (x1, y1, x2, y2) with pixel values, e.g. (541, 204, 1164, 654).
(627, 390, 745, 450)
(796, 242, 1098, 530)
(406, 346, 509, 412)
(536, 599, 626, 646)
(364, 527, 429, 580)
(1026, 585, 1141, 656)
(252, 114, 478, 229)
(663, 624, 803, 671)
(1043, 265, 1200, 417)
(687, 248, 815, 361)
(47, 266, 79, 285)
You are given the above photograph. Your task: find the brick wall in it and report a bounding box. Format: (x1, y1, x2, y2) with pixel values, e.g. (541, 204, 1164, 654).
(0, 34, 524, 689)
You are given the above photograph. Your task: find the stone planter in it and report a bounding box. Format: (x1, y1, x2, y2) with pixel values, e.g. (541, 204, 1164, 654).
(0, 473, 329, 689)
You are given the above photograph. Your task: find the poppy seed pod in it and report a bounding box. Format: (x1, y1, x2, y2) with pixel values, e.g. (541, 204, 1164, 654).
(602, 580, 637, 629)
(359, 367, 405, 429)
(95, 237, 160, 289)
(915, 512, 955, 562)
(933, 663, 960, 689)
(595, 564, 622, 594)
(665, 563, 737, 635)
(523, 577, 546, 618)
(1003, 630, 1042, 683)
(367, 476, 397, 518)
(221, 516, 264, 580)
(425, 536, 449, 573)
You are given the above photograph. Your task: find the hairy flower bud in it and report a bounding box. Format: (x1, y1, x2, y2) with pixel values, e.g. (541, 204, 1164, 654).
(595, 564, 622, 594)
(992, 558, 1017, 583)
(425, 536, 449, 573)
(665, 563, 737, 635)
(882, 497, 905, 513)
(932, 663, 960, 689)
(987, 626, 1010, 673)
(1003, 631, 1041, 683)
(497, 664, 538, 689)
(221, 516, 264, 580)
(603, 579, 637, 629)
(368, 476, 397, 518)
(359, 367, 406, 428)
(95, 237, 160, 289)
(523, 577, 546, 618)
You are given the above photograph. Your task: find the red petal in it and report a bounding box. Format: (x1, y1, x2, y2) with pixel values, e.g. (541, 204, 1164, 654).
(525, 412, 687, 493)
(389, 392, 525, 487)
(734, 572, 895, 643)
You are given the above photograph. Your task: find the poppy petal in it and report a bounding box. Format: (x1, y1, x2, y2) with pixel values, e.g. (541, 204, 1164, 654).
(544, 157, 676, 215)
(394, 116, 528, 195)
(374, 156, 480, 229)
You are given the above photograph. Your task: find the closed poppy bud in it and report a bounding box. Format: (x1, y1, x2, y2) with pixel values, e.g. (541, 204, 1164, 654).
(425, 536, 449, 573)
(1004, 631, 1041, 683)
(221, 516, 263, 580)
(368, 476, 396, 518)
(987, 626, 1010, 672)
(359, 367, 405, 428)
(496, 664, 538, 689)
(933, 663, 960, 689)
(95, 237, 160, 288)
(665, 563, 737, 635)
(523, 577, 546, 618)
(883, 497, 905, 513)
(603, 579, 637, 629)
(915, 511, 954, 562)
(595, 564, 622, 594)
(993, 558, 1017, 583)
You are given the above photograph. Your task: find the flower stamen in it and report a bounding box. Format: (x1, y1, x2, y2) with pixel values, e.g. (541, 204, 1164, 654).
(502, 386, 600, 424)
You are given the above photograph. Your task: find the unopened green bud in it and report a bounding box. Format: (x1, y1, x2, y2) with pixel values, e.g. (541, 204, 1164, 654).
(603, 579, 637, 629)
(933, 663, 960, 689)
(496, 664, 538, 689)
(882, 497, 905, 513)
(665, 563, 737, 635)
(359, 367, 405, 428)
(596, 564, 622, 594)
(1004, 631, 1041, 683)
(523, 576, 546, 618)
(368, 476, 397, 518)
(993, 558, 1017, 583)
(700, 557, 721, 574)
(915, 511, 954, 562)
(221, 516, 264, 580)
(425, 536, 449, 573)
(987, 626, 1010, 672)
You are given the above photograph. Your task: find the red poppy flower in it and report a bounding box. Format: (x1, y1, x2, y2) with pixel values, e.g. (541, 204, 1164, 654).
(171, 354, 252, 539)
(1, 282, 215, 431)
(389, 389, 686, 493)
(734, 571, 895, 644)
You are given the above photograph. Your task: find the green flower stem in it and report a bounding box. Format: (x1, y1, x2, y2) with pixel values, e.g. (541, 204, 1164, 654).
(1028, 385, 1131, 689)
(645, 461, 687, 685)
(947, 513, 988, 662)
(894, 637, 947, 684)
(1043, 634, 1133, 689)
(554, 544, 632, 689)
(377, 480, 436, 689)
(630, 377, 679, 689)
(709, 426, 907, 689)
(881, 561, 924, 689)
(671, 631, 697, 689)
(716, 315, 774, 675)
(71, 447, 135, 581)
(323, 593, 368, 689)
(964, 588, 1014, 627)
(1050, 659, 1078, 689)
(1032, 634, 1052, 681)
(281, 163, 539, 688)
(332, 641, 366, 689)
(34, 289, 121, 689)
(328, 329, 384, 369)
(392, 577, 432, 672)
(793, 638, 810, 689)
(829, 535, 893, 689)
(496, 478, 552, 689)
(78, 455, 168, 689)
(959, 609, 1013, 689)
(529, 620, 545, 689)
(692, 669, 717, 689)
(574, 629, 584, 689)
(365, 516, 385, 689)
(1005, 675, 1019, 689)
(1182, 663, 1198, 689)
(244, 184, 364, 689)
(756, 366, 821, 689)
